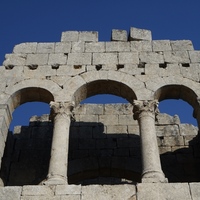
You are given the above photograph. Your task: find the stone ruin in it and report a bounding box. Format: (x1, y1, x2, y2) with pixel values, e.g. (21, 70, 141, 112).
(0, 27, 200, 199)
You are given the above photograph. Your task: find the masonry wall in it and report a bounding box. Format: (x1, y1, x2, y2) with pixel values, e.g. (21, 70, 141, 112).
(1, 27, 200, 199)
(0, 104, 199, 199)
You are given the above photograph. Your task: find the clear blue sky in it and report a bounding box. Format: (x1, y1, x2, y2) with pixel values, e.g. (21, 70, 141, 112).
(0, 0, 199, 130)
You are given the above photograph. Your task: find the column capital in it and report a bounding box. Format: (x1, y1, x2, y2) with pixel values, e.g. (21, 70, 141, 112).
(50, 101, 75, 120)
(133, 100, 159, 120)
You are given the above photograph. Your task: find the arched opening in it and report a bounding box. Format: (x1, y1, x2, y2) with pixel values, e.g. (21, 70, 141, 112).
(0, 87, 54, 186)
(68, 80, 141, 184)
(154, 85, 200, 182)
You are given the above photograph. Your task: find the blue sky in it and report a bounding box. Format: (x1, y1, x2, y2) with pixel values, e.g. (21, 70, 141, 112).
(0, 0, 200, 129)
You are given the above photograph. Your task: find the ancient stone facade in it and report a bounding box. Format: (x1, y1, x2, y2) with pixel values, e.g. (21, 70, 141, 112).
(0, 27, 200, 199)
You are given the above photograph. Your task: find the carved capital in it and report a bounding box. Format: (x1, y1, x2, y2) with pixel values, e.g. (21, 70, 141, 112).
(133, 100, 158, 120)
(50, 101, 75, 121)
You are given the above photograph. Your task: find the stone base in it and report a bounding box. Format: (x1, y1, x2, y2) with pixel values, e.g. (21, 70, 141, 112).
(142, 171, 168, 183)
(41, 176, 68, 185)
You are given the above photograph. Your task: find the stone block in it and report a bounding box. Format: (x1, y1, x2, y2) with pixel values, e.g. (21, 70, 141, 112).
(131, 41, 152, 51)
(112, 29, 127, 41)
(61, 196, 81, 200)
(137, 183, 192, 200)
(48, 53, 67, 65)
(21, 196, 60, 200)
(118, 52, 139, 64)
(56, 65, 86, 76)
(171, 40, 194, 51)
(159, 63, 181, 77)
(119, 115, 137, 125)
(85, 104, 104, 115)
(163, 125, 180, 136)
(99, 115, 118, 125)
(85, 42, 105, 52)
(189, 50, 200, 63)
(162, 136, 184, 146)
(179, 124, 198, 136)
(79, 114, 98, 123)
(82, 184, 136, 200)
(129, 27, 152, 41)
(180, 63, 200, 82)
(0, 186, 22, 200)
(78, 126, 93, 138)
(139, 52, 164, 64)
(184, 135, 198, 146)
(26, 54, 49, 65)
(128, 125, 139, 135)
(37, 43, 55, 53)
(189, 182, 200, 200)
(13, 42, 37, 54)
(55, 185, 81, 195)
(71, 41, 84, 53)
(104, 104, 131, 115)
(92, 53, 118, 65)
(119, 64, 144, 75)
(159, 146, 171, 154)
(61, 31, 79, 42)
(79, 31, 98, 42)
(156, 113, 178, 125)
(3, 54, 26, 66)
(55, 42, 71, 53)
(67, 53, 91, 65)
(22, 185, 54, 196)
(105, 42, 130, 52)
(152, 40, 171, 51)
(164, 51, 190, 63)
(106, 125, 128, 134)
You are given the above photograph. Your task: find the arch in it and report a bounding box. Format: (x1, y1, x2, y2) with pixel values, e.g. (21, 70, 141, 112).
(154, 84, 198, 112)
(4, 79, 59, 115)
(64, 71, 139, 106)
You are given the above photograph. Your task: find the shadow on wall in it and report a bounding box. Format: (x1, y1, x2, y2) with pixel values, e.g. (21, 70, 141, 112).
(161, 134, 200, 182)
(1, 121, 200, 186)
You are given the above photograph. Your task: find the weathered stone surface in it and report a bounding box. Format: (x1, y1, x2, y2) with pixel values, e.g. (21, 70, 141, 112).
(171, 40, 194, 51)
(22, 186, 54, 196)
(55, 185, 81, 195)
(0, 187, 22, 200)
(13, 43, 37, 54)
(179, 124, 198, 136)
(61, 31, 79, 42)
(79, 31, 98, 42)
(152, 40, 171, 51)
(26, 54, 49, 65)
(189, 50, 200, 63)
(93, 53, 118, 64)
(131, 41, 152, 51)
(139, 52, 164, 64)
(137, 183, 192, 200)
(3, 54, 26, 66)
(164, 51, 190, 63)
(67, 53, 91, 65)
(112, 29, 127, 41)
(85, 42, 105, 52)
(129, 27, 152, 41)
(82, 185, 136, 200)
(37, 43, 55, 53)
(189, 183, 200, 200)
(118, 52, 139, 64)
(106, 42, 130, 52)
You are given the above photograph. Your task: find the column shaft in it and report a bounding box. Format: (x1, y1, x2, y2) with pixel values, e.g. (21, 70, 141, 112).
(133, 100, 167, 183)
(43, 101, 74, 185)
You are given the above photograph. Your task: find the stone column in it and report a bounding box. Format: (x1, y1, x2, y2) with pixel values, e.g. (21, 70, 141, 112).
(44, 101, 74, 185)
(133, 100, 167, 183)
